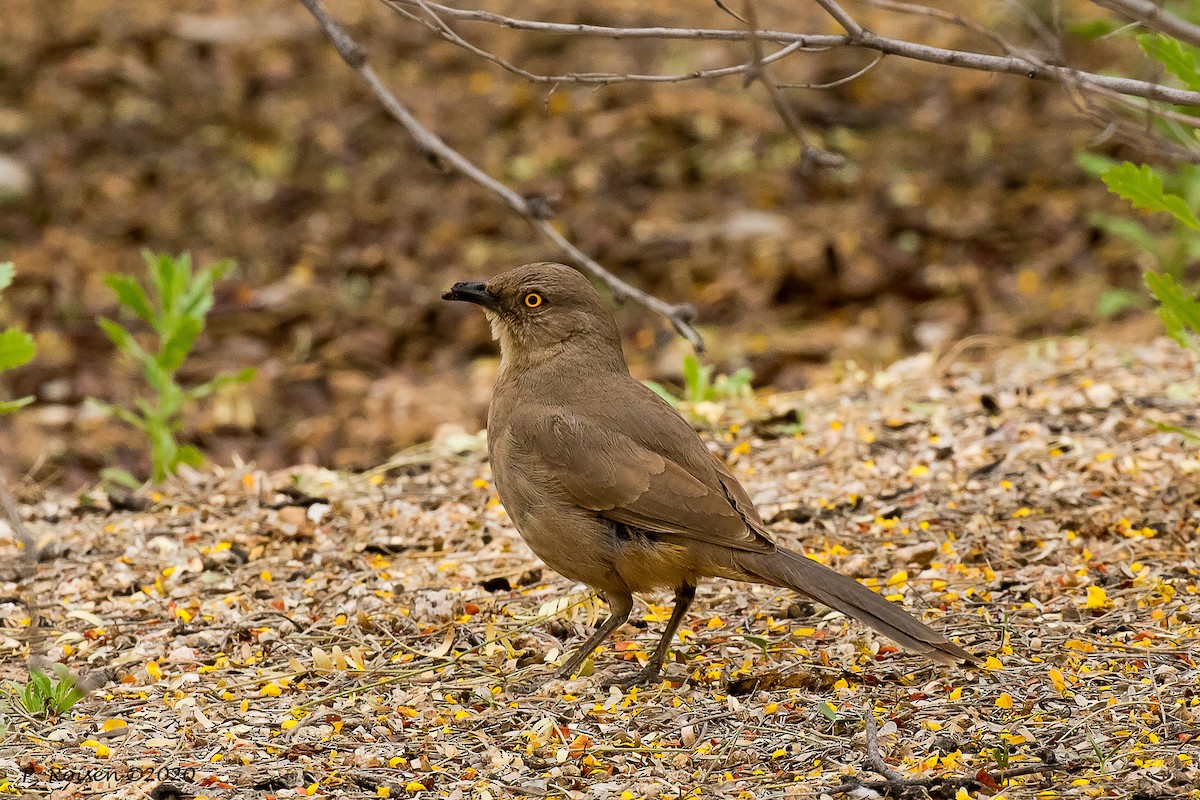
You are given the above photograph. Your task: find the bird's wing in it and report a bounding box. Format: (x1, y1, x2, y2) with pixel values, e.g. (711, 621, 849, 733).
(509, 406, 775, 553)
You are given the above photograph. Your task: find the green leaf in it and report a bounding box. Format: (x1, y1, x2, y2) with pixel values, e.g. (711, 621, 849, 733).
(682, 354, 714, 402)
(28, 671, 51, 700)
(1097, 288, 1146, 317)
(642, 380, 681, 407)
(1153, 421, 1200, 441)
(0, 397, 33, 415)
(741, 634, 770, 655)
(147, 251, 189, 317)
(48, 665, 83, 713)
(817, 700, 840, 722)
(101, 467, 143, 491)
(1076, 152, 1120, 178)
(1102, 162, 1200, 229)
(0, 328, 35, 371)
(186, 367, 256, 401)
(181, 259, 233, 321)
(1087, 212, 1159, 254)
(104, 274, 156, 327)
(1146, 270, 1200, 354)
(1068, 19, 1119, 40)
(140, 358, 176, 405)
(176, 444, 204, 468)
(157, 316, 202, 372)
(21, 682, 44, 716)
(1138, 33, 1200, 89)
(0, 262, 13, 293)
(97, 317, 149, 362)
(88, 398, 146, 430)
(150, 430, 177, 483)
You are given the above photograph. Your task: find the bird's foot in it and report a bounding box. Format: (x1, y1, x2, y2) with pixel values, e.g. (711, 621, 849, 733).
(505, 673, 570, 696)
(605, 662, 666, 689)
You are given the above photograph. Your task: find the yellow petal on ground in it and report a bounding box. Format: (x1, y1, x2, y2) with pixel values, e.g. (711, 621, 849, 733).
(1085, 585, 1111, 609)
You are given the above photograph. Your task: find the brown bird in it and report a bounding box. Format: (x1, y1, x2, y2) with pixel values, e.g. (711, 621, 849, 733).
(444, 262, 976, 685)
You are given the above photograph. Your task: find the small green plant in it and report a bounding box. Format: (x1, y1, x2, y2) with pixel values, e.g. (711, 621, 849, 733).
(1077, 29, 1200, 316)
(1084, 151, 1200, 439)
(0, 262, 36, 414)
(645, 354, 754, 407)
(94, 251, 254, 482)
(991, 742, 1011, 771)
(1077, 155, 1200, 315)
(1146, 270, 1200, 358)
(7, 664, 85, 719)
(1077, 33, 1200, 343)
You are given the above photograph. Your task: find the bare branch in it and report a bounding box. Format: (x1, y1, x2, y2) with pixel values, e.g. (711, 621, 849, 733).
(856, 28, 1200, 106)
(813, 0, 865, 39)
(383, 0, 1200, 108)
(741, 0, 845, 168)
(864, 0, 1025, 58)
(777, 53, 885, 89)
(1092, 0, 1200, 49)
(295, 0, 705, 350)
(739, 0, 844, 167)
(395, 0, 810, 86)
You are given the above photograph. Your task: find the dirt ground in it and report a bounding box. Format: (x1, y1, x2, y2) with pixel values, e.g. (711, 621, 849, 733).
(0, 0, 1172, 485)
(1, 334, 1197, 799)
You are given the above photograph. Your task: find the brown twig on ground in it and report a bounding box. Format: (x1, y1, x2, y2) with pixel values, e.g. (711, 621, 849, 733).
(862, 703, 905, 781)
(294, 0, 705, 350)
(837, 704, 1075, 797)
(381, 0, 1200, 108)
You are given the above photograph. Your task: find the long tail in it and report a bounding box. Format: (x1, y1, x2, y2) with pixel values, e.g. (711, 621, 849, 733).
(735, 546, 977, 666)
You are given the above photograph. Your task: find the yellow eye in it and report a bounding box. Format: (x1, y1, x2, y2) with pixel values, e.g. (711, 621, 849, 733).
(524, 292, 543, 308)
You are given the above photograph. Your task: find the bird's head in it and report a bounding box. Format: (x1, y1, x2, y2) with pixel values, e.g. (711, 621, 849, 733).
(443, 262, 626, 368)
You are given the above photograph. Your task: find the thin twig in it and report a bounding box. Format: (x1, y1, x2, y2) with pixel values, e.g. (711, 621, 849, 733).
(838, 703, 1076, 796)
(864, 0, 1026, 58)
(741, 0, 844, 169)
(1092, 0, 1200, 48)
(814, 0, 865, 39)
(382, 0, 1200, 107)
(295, 0, 705, 350)
(398, 0, 809, 86)
(777, 53, 885, 89)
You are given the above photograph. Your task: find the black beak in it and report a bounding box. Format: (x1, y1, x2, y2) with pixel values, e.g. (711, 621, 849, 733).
(442, 281, 499, 310)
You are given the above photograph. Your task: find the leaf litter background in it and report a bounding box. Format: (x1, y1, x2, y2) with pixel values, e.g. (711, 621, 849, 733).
(1, 337, 1198, 798)
(2, 0, 1200, 798)
(0, 0, 1178, 486)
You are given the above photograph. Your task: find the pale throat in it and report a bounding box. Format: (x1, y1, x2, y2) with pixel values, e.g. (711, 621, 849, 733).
(484, 309, 518, 372)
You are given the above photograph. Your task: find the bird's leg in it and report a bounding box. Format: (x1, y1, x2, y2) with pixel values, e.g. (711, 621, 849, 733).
(621, 583, 696, 687)
(555, 592, 633, 679)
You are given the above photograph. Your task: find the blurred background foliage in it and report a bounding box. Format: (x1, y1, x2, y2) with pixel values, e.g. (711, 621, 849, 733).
(0, 0, 1186, 485)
